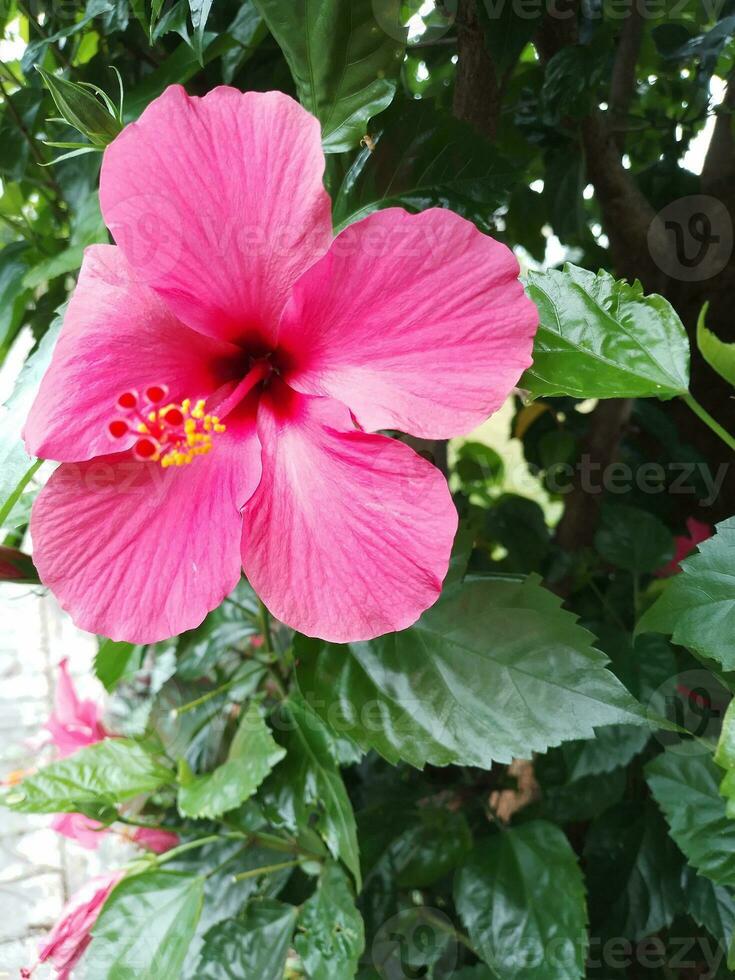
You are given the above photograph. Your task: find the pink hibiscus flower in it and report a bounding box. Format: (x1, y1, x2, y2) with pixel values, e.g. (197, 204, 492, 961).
(23, 871, 122, 980)
(656, 517, 712, 577)
(25, 85, 537, 644)
(46, 658, 107, 758)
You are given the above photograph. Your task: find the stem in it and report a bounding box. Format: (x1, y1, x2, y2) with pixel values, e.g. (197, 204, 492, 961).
(153, 832, 244, 866)
(259, 599, 274, 653)
(232, 858, 306, 882)
(172, 665, 261, 716)
(681, 392, 735, 453)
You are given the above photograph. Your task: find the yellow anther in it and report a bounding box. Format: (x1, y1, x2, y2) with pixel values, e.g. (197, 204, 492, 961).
(133, 393, 226, 469)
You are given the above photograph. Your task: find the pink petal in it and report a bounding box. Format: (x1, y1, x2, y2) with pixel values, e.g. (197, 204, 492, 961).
(46, 659, 106, 758)
(278, 207, 538, 439)
(132, 827, 179, 853)
(241, 381, 457, 642)
(100, 85, 332, 347)
(51, 812, 108, 850)
(31, 402, 260, 643)
(25, 245, 240, 463)
(39, 871, 121, 975)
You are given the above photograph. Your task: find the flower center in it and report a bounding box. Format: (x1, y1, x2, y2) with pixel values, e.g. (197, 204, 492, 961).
(106, 384, 226, 467)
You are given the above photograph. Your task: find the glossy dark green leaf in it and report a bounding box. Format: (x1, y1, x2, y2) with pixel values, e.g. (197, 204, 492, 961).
(94, 639, 140, 692)
(584, 801, 684, 940)
(561, 724, 650, 780)
(178, 701, 286, 819)
(196, 899, 297, 979)
(454, 821, 588, 979)
(82, 871, 204, 979)
(263, 697, 361, 888)
(638, 518, 735, 668)
(295, 863, 365, 980)
(647, 744, 735, 888)
(0, 306, 63, 510)
(252, 0, 404, 151)
(594, 504, 673, 573)
(2, 738, 174, 814)
(332, 100, 513, 230)
(681, 863, 735, 968)
(394, 807, 472, 888)
(298, 575, 644, 770)
(521, 264, 690, 399)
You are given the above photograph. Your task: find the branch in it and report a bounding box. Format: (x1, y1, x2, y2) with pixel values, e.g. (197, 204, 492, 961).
(702, 71, 735, 202)
(453, 0, 501, 140)
(609, 1, 645, 149)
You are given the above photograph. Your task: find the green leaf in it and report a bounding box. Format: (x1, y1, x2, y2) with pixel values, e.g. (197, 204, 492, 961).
(393, 807, 472, 889)
(454, 821, 588, 979)
(94, 639, 140, 692)
(0, 307, 63, 511)
(36, 66, 122, 145)
(2, 738, 174, 815)
(83, 870, 204, 979)
(478, 0, 541, 79)
(638, 517, 735, 669)
(22, 245, 86, 289)
(716, 700, 735, 819)
(561, 724, 650, 780)
(647, 744, 735, 888)
(178, 701, 286, 820)
(188, 0, 215, 62)
(196, 899, 297, 979)
(252, 0, 404, 152)
(594, 504, 673, 573)
(263, 697, 361, 888)
(697, 302, 735, 388)
(521, 264, 690, 399)
(294, 864, 365, 980)
(298, 575, 644, 770)
(681, 863, 735, 968)
(584, 801, 684, 940)
(0, 241, 31, 359)
(0, 86, 44, 180)
(332, 100, 512, 232)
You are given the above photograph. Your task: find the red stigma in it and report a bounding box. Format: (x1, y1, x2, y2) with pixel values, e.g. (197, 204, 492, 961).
(163, 407, 184, 427)
(146, 384, 168, 404)
(117, 390, 138, 410)
(134, 437, 160, 460)
(108, 419, 129, 439)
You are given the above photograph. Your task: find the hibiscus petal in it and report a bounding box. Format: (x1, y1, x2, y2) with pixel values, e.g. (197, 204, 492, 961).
(25, 245, 239, 463)
(241, 382, 457, 642)
(31, 403, 260, 643)
(100, 85, 332, 346)
(278, 207, 538, 439)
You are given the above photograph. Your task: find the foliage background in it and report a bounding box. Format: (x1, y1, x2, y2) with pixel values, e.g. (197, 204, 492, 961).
(2, 0, 735, 977)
